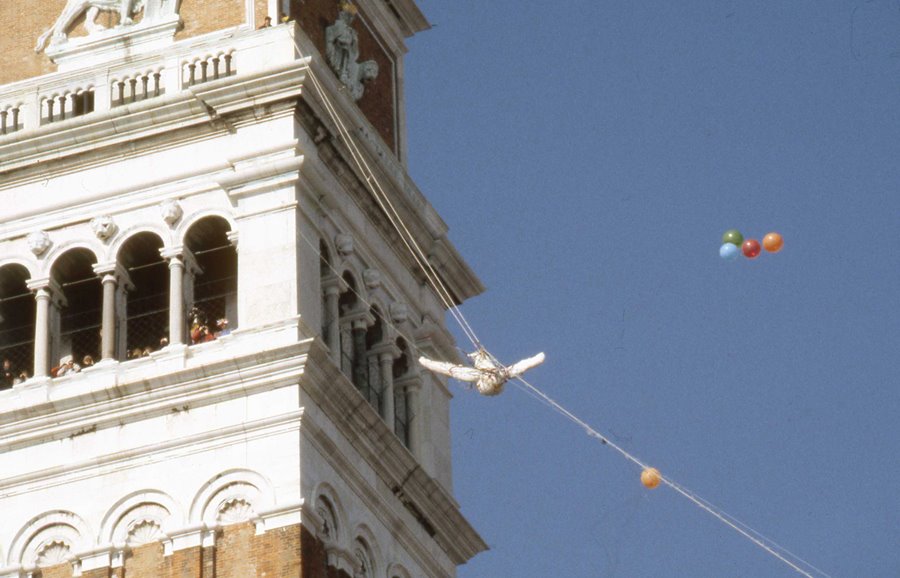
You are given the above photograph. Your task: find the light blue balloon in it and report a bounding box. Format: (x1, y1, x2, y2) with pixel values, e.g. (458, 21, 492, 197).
(719, 243, 740, 260)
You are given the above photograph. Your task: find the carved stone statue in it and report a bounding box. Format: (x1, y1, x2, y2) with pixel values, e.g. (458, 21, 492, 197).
(325, 3, 379, 101)
(90, 215, 118, 241)
(35, 0, 174, 53)
(27, 231, 52, 257)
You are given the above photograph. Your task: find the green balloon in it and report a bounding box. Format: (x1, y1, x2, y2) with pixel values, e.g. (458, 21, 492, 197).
(722, 229, 744, 246)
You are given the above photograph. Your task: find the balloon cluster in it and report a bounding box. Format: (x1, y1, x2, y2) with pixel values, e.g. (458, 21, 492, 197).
(719, 229, 783, 261)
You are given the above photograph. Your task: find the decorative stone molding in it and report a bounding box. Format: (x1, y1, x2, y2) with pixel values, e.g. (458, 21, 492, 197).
(90, 215, 118, 241)
(36, 0, 182, 54)
(335, 233, 354, 256)
(36, 540, 72, 567)
(389, 302, 408, 325)
(126, 520, 164, 546)
(26, 231, 51, 257)
(363, 268, 381, 290)
(160, 200, 183, 226)
(217, 498, 256, 525)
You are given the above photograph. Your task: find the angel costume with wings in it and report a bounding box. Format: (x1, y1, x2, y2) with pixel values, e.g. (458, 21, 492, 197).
(419, 349, 545, 396)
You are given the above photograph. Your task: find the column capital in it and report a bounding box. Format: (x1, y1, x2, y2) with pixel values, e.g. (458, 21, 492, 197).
(370, 343, 400, 362)
(159, 245, 201, 275)
(395, 373, 422, 392)
(26, 277, 66, 307)
(322, 273, 347, 294)
(92, 262, 134, 290)
(344, 309, 375, 331)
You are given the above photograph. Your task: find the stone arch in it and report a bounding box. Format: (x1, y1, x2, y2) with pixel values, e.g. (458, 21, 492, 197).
(42, 240, 104, 276)
(175, 210, 237, 246)
(0, 262, 37, 384)
(109, 224, 173, 259)
(99, 489, 184, 546)
(183, 215, 238, 342)
(190, 469, 276, 526)
(8, 510, 92, 568)
(311, 482, 348, 546)
(387, 563, 412, 578)
(351, 524, 382, 578)
(116, 231, 168, 358)
(0, 257, 39, 280)
(49, 247, 102, 369)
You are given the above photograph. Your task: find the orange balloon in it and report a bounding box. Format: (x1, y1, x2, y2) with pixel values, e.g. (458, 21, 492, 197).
(763, 232, 784, 253)
(641, 467, 661, 489)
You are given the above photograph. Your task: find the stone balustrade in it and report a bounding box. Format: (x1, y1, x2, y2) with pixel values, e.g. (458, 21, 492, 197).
(0, 24, 293, 137)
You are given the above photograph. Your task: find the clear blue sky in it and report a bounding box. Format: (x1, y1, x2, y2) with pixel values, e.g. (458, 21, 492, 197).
(404, 2, 900, 577)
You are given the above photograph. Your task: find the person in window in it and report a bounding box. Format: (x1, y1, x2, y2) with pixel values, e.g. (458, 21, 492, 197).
(1, 358, 15, 387)
(214, 318, 230, 338)
(82, 355, 94, 368)
(56, 355, 81, 376)
(12, 370, 29, 385)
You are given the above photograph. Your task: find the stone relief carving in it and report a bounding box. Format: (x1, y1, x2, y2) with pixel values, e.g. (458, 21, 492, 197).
(325, 3, 379, 100)
(36, 0, 177, 53)
(389, 302, 408, 324)
(335, 233, 354, 256)
(160, 199, 183, 226)
(27, 231, 52, 256)
(36, 540, 72, 567)
(127, 520, 164, 546)
(363, 268, 381, 289)
(91, 215, 118, 241)
(217, 498, 256, 524)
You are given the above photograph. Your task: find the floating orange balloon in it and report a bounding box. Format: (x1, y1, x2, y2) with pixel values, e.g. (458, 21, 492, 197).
(641, 467, 661, 489)
(763, 232, 783, 253)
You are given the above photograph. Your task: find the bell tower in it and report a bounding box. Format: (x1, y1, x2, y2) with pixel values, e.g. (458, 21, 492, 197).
(0, 1, 486, 577)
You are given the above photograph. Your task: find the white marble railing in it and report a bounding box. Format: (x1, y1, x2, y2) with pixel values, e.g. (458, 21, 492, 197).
(0, 24, 296, 136)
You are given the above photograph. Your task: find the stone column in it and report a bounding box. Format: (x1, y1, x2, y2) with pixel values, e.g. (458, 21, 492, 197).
(33, 288, 52, 378)
(93, 263, 131, 362)
(160, 247, 200, 347)
(350, 318, 369, 391)
(377, 350, 396, 427)
(405, 379, 423, 458)
(168, 255, 185, 345)
(322, 279, 341, 363)
(100, 273, 118, 361)
(26, 278, 63, 379)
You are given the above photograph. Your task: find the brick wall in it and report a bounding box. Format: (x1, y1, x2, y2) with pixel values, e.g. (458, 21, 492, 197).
(23, 523, 347, 578)
(292, 0, 397, 152)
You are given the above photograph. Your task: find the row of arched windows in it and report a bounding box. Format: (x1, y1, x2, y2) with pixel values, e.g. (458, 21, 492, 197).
(0, 217, 237, 388)
(319, 241, 419, 452)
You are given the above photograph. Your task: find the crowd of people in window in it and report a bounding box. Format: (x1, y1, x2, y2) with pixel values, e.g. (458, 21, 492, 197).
(189, 306, 230, 344)
(1, 358, 30, 387)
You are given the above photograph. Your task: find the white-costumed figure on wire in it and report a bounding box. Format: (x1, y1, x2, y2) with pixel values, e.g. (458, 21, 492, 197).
(419, 349, 545, 396)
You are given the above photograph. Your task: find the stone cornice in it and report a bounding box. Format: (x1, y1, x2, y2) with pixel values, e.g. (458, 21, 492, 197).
(301, 340, 488, 566)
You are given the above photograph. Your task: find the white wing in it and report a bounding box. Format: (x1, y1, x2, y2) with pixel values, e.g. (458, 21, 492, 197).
(505, 352, 545, 378)
(418, 356, 482, 382)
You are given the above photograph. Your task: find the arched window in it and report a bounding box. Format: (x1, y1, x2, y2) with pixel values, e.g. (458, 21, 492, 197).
(392, 337, 413, 448)
(184, 217, 237, 344)
(51, 249, 100, 372)
(353, 537, 374, 578)
(337, 272, 359, 376)
(118, 232, 167, 359)
(320, 240, 333, 341)
(362, 305, 384, 412)
(0, 264, 35, 387)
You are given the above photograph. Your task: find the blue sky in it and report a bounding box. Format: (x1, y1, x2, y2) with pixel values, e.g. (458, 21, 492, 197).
(404, 2, 900, 576)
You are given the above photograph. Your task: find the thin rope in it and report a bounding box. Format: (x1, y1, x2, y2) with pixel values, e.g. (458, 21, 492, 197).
(511, 376, 831, 578)
(302, 64, 483, 350)
(294, 49, 831, 578)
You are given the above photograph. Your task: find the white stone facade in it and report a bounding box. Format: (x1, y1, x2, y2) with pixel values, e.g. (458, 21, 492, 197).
(0, 10, 484, 578)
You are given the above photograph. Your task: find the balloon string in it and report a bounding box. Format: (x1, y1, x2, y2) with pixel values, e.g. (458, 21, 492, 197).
(511, 376, 831, 578)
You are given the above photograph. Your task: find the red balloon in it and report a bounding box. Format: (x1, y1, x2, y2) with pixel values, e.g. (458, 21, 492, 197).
(742, 239, 761, 259)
